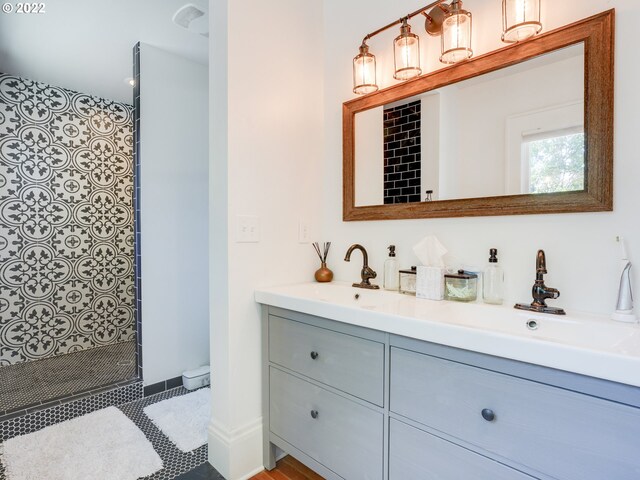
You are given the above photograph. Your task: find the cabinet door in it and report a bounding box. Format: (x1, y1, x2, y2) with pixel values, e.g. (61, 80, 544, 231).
(269, 315, 384, 406)
(390, 347, 640, 480)
(390, 419, 534, 480)
(270, 367, 384, 480)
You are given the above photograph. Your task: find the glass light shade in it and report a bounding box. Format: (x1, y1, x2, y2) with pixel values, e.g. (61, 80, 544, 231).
(353, 44, 378, 95)
(502, 0, 542, 43)
(394, 23, 422, 80)
(440, 7, 473, 64)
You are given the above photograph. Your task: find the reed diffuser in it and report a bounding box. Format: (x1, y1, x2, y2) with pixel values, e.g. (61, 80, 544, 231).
(312, 242, 333, 283)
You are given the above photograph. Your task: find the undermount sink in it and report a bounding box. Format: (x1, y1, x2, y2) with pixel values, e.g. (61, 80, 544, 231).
(255, 281, 640, 387)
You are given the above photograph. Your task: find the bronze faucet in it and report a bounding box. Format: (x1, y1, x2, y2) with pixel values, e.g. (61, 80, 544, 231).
(344, 244, 379, 289)
(515, 249, 565, 315)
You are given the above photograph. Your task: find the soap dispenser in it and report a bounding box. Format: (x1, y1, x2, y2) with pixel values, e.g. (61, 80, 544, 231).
(483, 248, 504, 305)
(384, 245, 399, 291)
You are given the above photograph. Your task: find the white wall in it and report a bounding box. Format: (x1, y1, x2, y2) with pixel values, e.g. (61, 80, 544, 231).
(0, 0, 207, 104)
(323, 0, 639, 315)
(422, 93, 440, 200)
(208, 0, 324, 478)
(140, 44, 209, 385)
(355, 106, 384, 206)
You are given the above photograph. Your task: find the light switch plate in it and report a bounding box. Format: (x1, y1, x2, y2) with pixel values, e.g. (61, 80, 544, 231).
(298, 221, 310, 244)
(236, 215, 260, 243)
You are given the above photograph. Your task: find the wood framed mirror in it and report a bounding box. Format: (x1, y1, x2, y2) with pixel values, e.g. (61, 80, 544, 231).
(343, 10, 613, 221)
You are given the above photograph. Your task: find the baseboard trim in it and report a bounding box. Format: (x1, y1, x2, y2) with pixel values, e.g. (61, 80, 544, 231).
(237, 465, 266, 480)
(208, 416, 263, 480)
(143, 375, 184, 396)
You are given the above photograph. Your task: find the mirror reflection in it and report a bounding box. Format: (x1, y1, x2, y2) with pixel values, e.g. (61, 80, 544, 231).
(354, 43, 584, 207)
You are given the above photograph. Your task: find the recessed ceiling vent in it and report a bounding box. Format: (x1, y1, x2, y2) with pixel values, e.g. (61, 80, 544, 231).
(172, 4, 209, 37)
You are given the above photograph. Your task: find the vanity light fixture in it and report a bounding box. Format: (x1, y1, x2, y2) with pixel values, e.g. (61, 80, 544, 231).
(393, 18, 422, 80)
(353, 41, 379, 94)
(502, 0, 542, 43)
(353, 0, 476, 95)
(438, 0, 473, 64)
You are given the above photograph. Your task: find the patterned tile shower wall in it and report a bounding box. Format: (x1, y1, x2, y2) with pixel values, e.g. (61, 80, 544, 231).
(0, 73, 135, 366)
(383, 100, 422, 204)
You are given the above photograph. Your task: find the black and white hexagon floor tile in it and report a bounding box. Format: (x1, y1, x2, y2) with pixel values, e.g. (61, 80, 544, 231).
(0, 387, 218, 480)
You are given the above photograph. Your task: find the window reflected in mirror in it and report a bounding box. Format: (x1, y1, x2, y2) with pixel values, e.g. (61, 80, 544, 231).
(524, 129, 585, 194)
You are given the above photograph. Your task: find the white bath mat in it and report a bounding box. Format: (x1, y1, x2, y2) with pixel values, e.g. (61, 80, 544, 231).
(144, 388, 210, 452)
(0, 406, 162, 480)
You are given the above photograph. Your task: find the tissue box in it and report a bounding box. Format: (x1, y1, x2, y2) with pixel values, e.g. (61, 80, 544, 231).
(416, 266, 445, 300)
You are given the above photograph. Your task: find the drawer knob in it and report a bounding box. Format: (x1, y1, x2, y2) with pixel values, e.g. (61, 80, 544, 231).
(310, 351, 319, 360)
(310, 410, 319, 419)
(481, 408, 496, 422)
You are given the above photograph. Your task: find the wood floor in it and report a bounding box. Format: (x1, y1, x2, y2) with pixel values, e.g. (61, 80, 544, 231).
(250, 456, 325, 480)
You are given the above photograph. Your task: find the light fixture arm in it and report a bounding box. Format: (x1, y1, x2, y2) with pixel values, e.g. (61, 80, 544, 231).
(424, 1, 466, 37)
(423, 3, 450, 23)
(360, 0, 446, 45)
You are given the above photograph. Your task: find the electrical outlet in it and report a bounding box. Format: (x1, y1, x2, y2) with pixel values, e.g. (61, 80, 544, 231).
(298, 221, 310, 243)
(236, 215, 260, 243)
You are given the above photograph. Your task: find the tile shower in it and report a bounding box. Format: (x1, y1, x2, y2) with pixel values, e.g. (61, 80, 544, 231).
(0, 73, 138, 416)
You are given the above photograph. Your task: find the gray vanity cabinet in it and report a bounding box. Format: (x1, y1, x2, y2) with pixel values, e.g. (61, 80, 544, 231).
(389, 419, 533, 480)
(263, 308, 386, 480)
(268, 314, 384, 406)
(262, 306, 640, 480)
(270, 368, 384, 480)
(390, 346, 640, 480)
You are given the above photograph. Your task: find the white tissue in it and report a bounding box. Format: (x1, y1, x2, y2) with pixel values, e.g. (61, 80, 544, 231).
(413, 235, 448, 267)
(413, 236, 448, 300)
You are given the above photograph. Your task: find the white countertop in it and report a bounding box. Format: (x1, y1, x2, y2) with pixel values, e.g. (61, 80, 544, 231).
(255, 282, 640, 387)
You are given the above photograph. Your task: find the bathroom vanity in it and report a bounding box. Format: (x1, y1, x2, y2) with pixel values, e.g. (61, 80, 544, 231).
(256, 283, 640, 480)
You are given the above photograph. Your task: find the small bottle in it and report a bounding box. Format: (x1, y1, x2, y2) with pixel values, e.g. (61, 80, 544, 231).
(384, 245, 399, 291)
(483, 248, 504, 305)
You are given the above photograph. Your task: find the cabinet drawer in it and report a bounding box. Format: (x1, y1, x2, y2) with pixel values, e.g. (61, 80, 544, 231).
(390, 347, 640, 480)
(270, 367, 383, 480)
(389, 419, 533, 480)
(269, 315, 384, 406)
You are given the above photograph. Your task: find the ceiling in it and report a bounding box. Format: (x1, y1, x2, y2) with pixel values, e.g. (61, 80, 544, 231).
(0, 0, 209, 104)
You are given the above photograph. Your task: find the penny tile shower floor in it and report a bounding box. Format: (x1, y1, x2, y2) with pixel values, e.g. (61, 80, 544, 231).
(0, 341, 136, 415)
(0, 387, 215, 480)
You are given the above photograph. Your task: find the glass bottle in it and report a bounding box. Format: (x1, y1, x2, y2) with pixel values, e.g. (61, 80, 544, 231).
(483, 248, 504, 305)
(384, 245, 399, 291)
